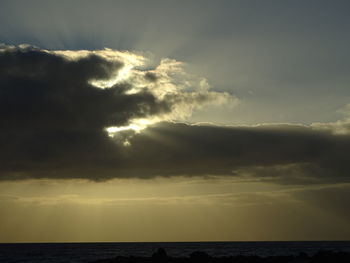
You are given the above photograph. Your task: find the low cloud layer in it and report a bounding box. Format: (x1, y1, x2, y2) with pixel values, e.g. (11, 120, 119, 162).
(114, 122, 350, 184)
(1, 45, 350, 184)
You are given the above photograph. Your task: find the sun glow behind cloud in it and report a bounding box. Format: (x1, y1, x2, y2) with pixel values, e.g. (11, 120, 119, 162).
(53, 48, 146, 89)
(49, 47, 235, 138)
(106, 118, 153, 134)
(54, 47, 234, 136)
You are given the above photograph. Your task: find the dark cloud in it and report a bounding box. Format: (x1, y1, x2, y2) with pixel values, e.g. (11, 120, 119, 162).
(1, 45, 350, 183)
(144, 72, 158, 82)
(2, 119, 350, 183)
(116, 122, 350, 184)
(0, 45, 171, 179)
(0, 46, 173, 131)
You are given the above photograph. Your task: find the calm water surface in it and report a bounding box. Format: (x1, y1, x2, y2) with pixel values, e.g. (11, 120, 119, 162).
(0, 241, 349, 263)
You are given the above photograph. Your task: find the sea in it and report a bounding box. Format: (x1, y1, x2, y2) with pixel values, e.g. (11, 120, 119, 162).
(0, 241, 349, 263)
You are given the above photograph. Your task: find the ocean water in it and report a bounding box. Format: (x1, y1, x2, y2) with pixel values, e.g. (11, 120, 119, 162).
(0, 241, 349, 263)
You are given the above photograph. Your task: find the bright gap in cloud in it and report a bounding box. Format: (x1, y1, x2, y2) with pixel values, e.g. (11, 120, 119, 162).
(106, 118, 156, 137)
(41, 46, 234, 137)
(89, 64, 134, 89)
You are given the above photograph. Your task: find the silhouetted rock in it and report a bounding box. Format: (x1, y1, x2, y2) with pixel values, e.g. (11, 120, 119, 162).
(151, 248, 168, 261)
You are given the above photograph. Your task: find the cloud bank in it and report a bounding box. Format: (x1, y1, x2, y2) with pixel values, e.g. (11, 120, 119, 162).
(1, 44, 350, 184)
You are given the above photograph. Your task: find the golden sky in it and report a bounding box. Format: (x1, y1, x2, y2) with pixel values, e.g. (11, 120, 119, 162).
(1, 178, 349, 242)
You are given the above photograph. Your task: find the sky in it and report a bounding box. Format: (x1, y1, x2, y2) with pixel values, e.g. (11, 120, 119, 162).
(0, 0, 350, 242)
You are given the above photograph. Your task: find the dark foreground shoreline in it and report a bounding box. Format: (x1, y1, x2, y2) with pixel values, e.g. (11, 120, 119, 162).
(90, 248, 350, 263)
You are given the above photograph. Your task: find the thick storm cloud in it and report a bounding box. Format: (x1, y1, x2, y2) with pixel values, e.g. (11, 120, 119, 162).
(0, 44, 231, 180)
(1, 44, 350, 183)
(114, 122, 350, 184)
(0, 45, 168, 131)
